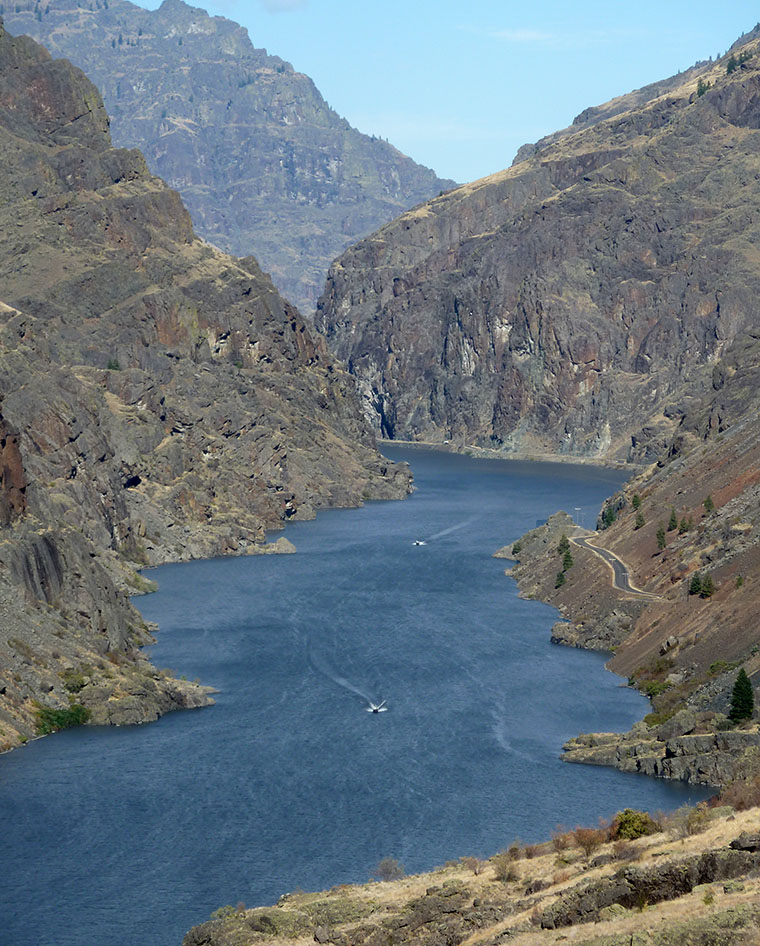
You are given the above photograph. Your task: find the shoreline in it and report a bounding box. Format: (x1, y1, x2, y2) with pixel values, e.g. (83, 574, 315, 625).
(378, 437, 639, 472)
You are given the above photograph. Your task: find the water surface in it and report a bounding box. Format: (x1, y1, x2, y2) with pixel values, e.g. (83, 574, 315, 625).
(0, 448, 708, 946)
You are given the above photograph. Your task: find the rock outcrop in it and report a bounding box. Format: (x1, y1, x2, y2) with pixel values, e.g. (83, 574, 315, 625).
(316, 33, 760, 460)
(0, 20, 410, 750)
(1, 0, 454, 314)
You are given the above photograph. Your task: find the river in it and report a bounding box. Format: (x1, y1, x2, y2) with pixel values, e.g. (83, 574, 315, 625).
(0, 447, 708, 946)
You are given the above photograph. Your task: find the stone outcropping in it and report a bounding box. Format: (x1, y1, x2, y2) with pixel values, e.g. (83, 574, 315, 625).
(316, 33, 760, 461)
(0, 20, 410, 749)
(2, 0, 454, 313)
(563, 724, 760, 786)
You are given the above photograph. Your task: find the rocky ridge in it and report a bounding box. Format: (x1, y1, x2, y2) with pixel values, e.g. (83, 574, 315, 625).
(499, 345, 760, 784)
(316, 32, 760, 460)
(0, 21, 410, 750)
(1, 0, 455, 314)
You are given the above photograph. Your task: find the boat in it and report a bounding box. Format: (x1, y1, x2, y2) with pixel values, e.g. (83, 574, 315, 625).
(413, 540, 426, 546)
(367, 700, 388, 713)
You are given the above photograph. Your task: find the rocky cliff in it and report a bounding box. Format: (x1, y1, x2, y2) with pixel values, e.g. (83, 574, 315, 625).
(499, 333, 760, 784)
(0, 20, 410, 750)
(1, 0, 454, 314)
(316, 33, 760, 461)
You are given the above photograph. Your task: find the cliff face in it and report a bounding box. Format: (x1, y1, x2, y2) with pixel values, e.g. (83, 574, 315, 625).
(1, 0, 454, 314)
(0, 21, 410, 750)
(316, 36, 760, 461)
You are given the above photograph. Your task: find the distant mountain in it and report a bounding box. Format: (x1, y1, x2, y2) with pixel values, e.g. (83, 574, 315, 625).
(315, 31, 760, 462)
(1, 0, 455, 313)
(0, 18, 410, 749)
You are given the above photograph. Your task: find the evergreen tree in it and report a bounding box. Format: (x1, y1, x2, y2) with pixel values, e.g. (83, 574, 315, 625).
(689, 573, 702, 596)
(656, 524, 666, 550)
(632, 494, 642, 510)
(557, 534, 570, 555)
(700, 573, 715, 598)
(635, 510, 645, 530)
(668, 508, 678, 531)
(729, 668, 754, 721)
(555, 570, 566, 588)
(679, 517, 690, 534)
(704, 495, 715, 514)
(562, 548, 574, 571)
(603, 506, 617, 528)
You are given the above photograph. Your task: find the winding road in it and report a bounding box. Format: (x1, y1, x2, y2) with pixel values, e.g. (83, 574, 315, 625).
(571, 534, 661, 600)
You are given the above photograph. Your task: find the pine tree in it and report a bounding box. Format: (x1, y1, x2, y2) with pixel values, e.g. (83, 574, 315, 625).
(562, 549, 574, 571)
(635, 510, 645, 530)
(700, 573, 715, 598)
(729, 668, 754, 721)
(704, 495, 715, 514)
(632, 494, 642, 510)
(656, 524, 666, 550)
(557, 534, 570, 555)
(689, 573, 702, 596)
(668, 508, 678, 531)
(555, 570, 566, 588)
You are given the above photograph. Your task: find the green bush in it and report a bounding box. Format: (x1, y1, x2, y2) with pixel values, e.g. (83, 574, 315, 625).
(555, 570, 566, 588)
(634, 510, 645, 530)
(512, 541, 522, 556)
(35, 702, 91, 735)
(374, 857, 405, 881)
(612, 809, 662, 840)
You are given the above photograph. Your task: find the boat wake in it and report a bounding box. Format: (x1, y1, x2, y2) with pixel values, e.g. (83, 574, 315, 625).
(426, 516, 478, 542)
(307, 639, 384, 711)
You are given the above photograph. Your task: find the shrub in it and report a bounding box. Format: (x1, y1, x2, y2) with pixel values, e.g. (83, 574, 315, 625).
(704, 495, 715, 513)
(612, 809, 662, 840)
(491, 852, 519, 883)
(697, 77, 711, 96)
(61, 669, 87, 693)
(106, 357, 120, 370)
(634, 510, 645, 530)
(552, 826, 571, 851)
(632, 494, 642, 510)
(512, 541, 522, 556)
(375, 857, 405, 881)
(719, 775, 760, 811)
(668, 802, 711, 837)
(573, 826, 605, 858)
(35, 702, 91, 735)
(736, 575, 744, 588)
(459, 856, 486, 875)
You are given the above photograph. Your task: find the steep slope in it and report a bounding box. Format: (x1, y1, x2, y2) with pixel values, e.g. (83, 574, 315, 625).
(501, 330, 760, 785)
(316, 35, 760, 460)
(0, 20, 410, 750)
(1, 0, 454, 314)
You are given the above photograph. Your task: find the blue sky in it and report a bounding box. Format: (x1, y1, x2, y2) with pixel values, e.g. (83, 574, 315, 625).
(139, 0, 759, 183)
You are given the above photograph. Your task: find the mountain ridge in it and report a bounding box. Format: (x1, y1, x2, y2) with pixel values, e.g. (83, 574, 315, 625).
(0, 18, 410, 750)
(0, 0, 455, 313)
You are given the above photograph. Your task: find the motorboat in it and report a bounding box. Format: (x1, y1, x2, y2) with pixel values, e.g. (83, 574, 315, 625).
(367, 700, 388, 713)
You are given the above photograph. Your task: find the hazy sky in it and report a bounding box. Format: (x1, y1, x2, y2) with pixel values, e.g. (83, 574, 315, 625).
(139, 0, 758, 183)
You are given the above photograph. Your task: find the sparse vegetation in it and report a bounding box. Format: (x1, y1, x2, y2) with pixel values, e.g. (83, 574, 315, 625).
(374, 857, 405, 881)
(697, 77, 711, 96)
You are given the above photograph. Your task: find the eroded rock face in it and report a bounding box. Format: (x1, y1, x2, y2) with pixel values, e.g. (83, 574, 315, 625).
(316, 38, 760, 460)
(0, 20, 410, 748)
(1, 0, 455, 314)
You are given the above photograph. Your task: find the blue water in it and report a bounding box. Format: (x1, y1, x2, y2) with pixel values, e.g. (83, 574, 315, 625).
(0, 448, 709, 946)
